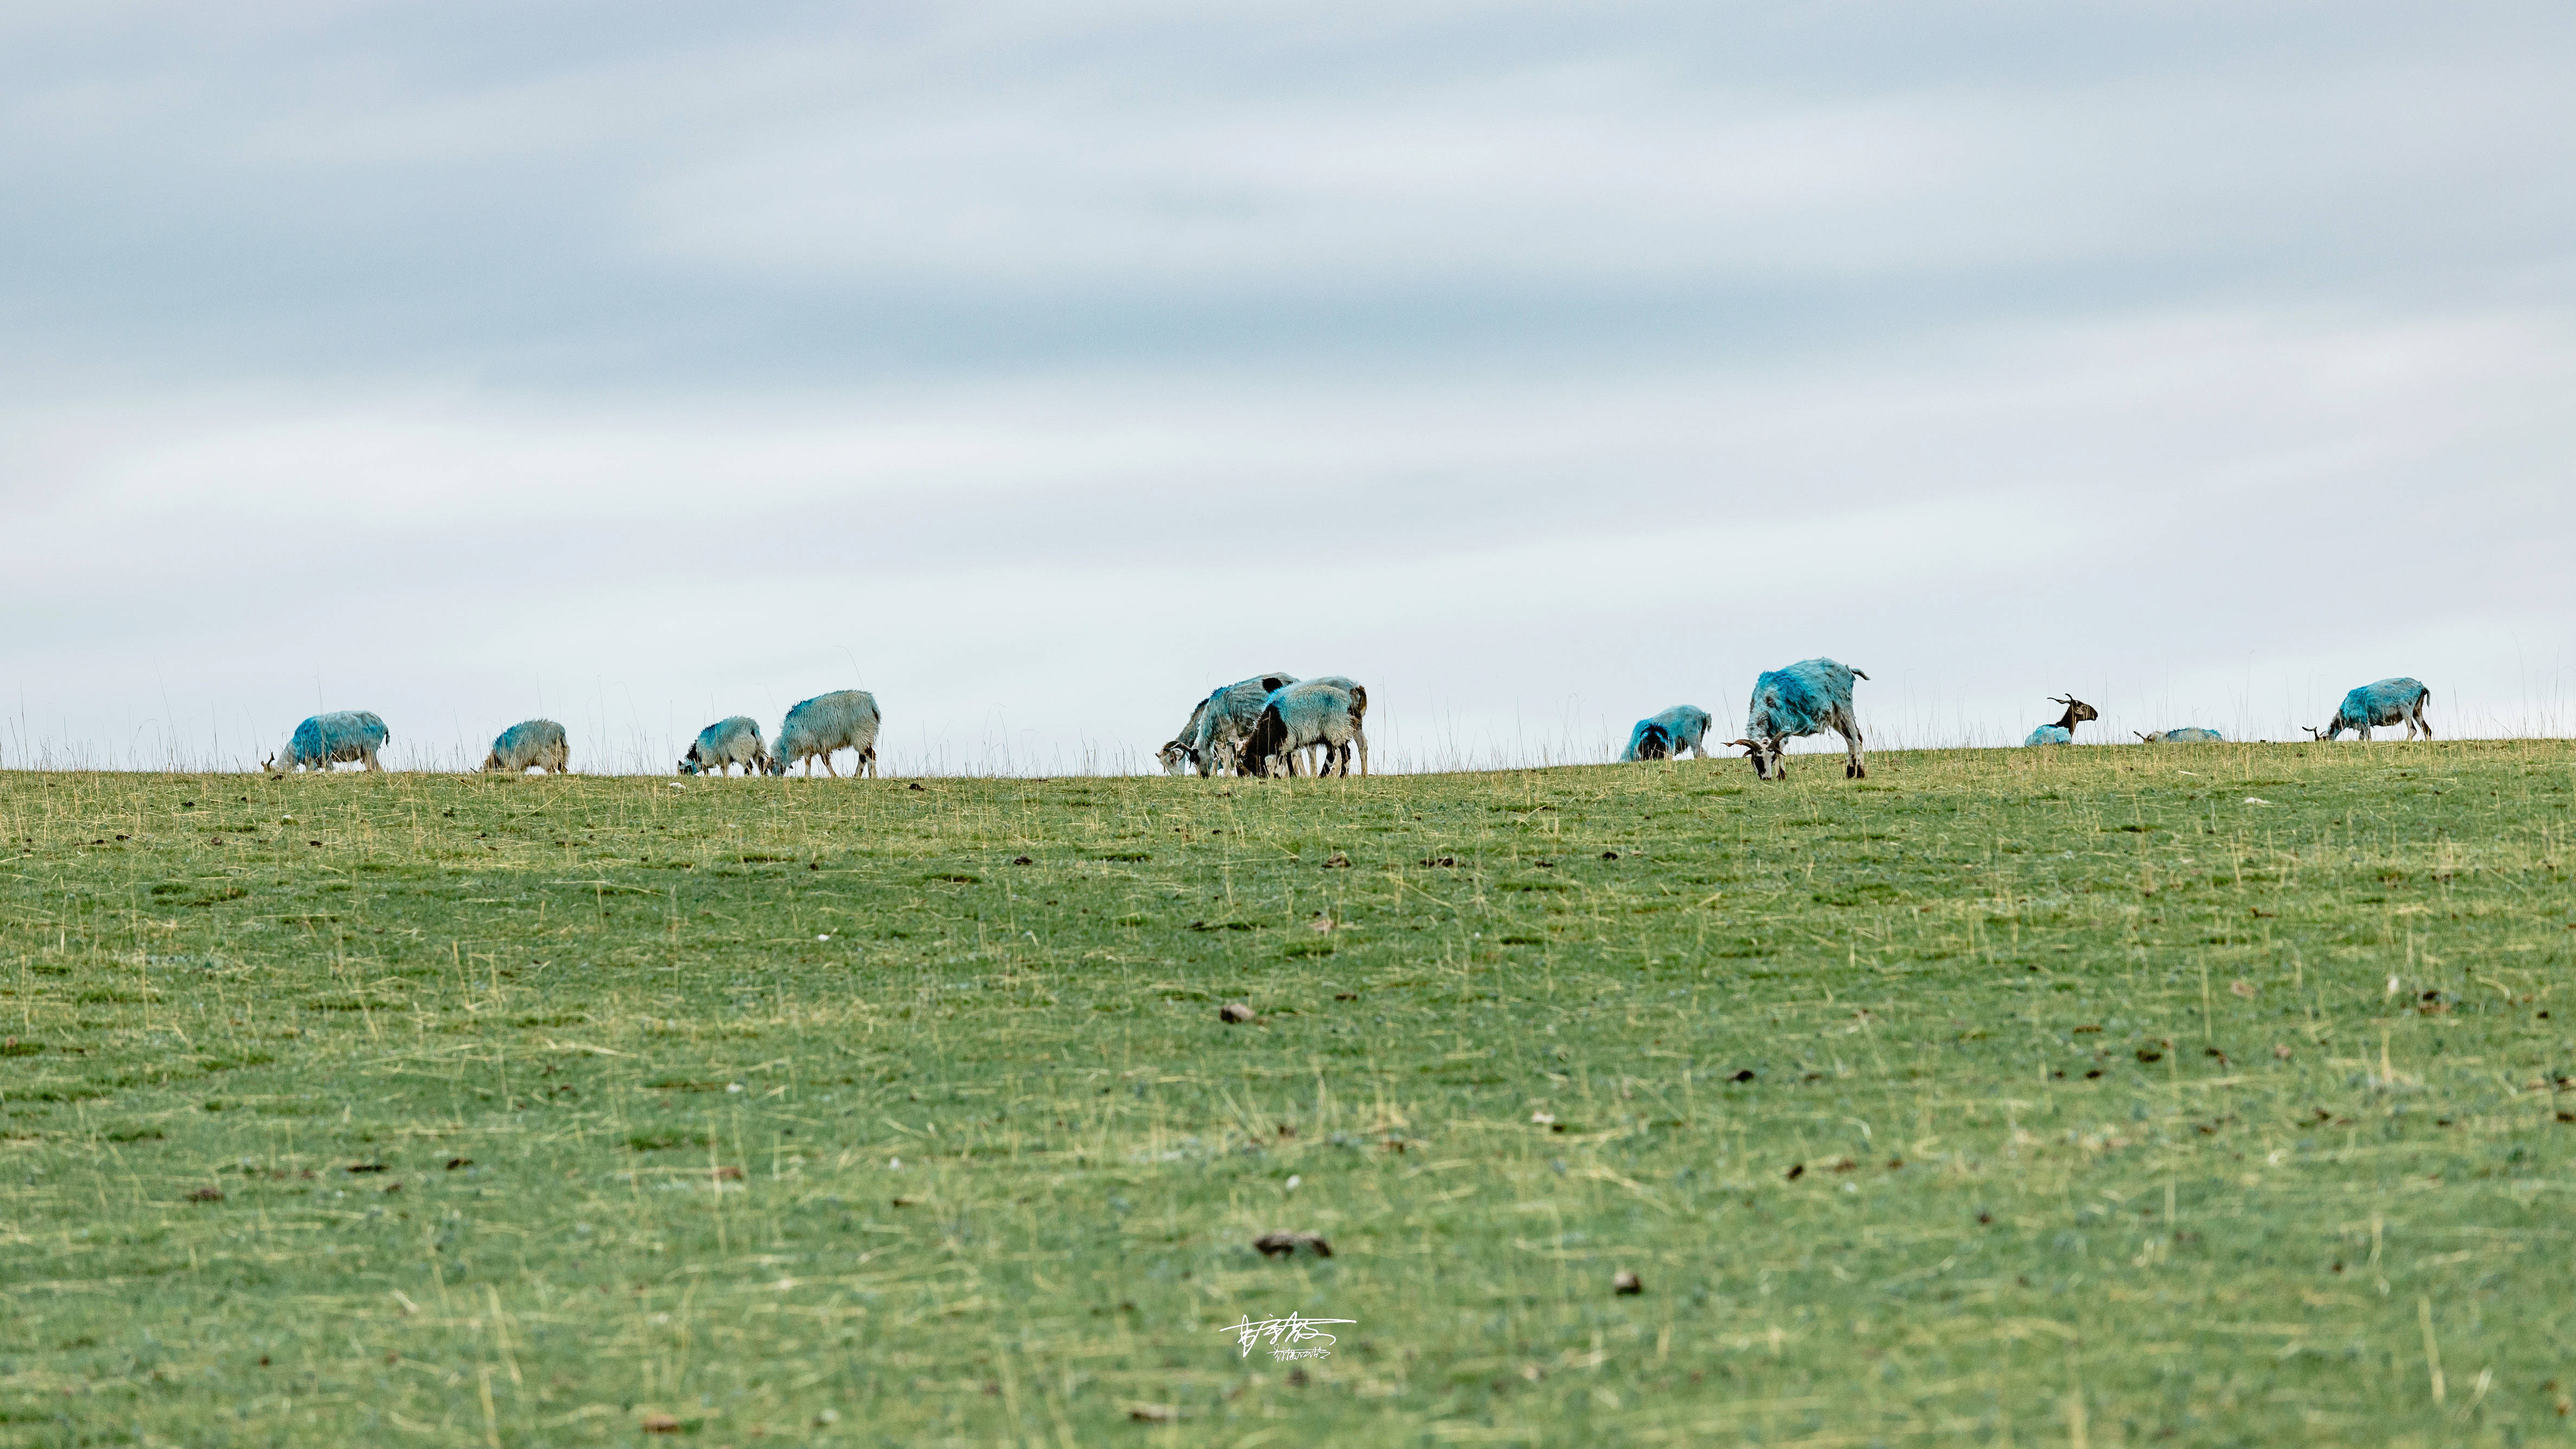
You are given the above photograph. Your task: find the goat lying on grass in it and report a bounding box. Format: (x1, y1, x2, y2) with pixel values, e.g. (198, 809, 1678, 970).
(2024, 694, 2098, 746)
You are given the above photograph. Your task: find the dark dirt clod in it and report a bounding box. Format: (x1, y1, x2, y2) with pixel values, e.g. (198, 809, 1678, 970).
(1254, 1231, 1331, 1258)
(1612, 1270, 1643, 1295)
(1602, 851, 1620, 860)
(1785, 1163, 1805, 1181)
(1729, 1070, 1756, 1083)
(185, 1187, 223, 1202)
(445, 1157, 472, 1170)
(1012, 855, 1033, 865)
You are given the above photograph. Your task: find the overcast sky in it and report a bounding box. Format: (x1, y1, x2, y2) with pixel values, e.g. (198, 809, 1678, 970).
(4, 1, 2571, 772)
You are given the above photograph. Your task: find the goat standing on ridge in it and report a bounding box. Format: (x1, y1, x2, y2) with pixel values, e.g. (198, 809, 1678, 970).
(764, 690, 881, 777)
(1622, 705, 1714, 761)
(482, 719, 569, 774)
(2307, 678, 2432, 742)
(1729, 659, 1867, 781)
(1161, 673, 1298, 776)
(265, 711, 389, 774)
(679, 716, 769, 776)
(1239, 681, 1368, 777)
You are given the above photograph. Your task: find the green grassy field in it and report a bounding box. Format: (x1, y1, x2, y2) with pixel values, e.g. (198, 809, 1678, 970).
(4, 742, 2574, 1446)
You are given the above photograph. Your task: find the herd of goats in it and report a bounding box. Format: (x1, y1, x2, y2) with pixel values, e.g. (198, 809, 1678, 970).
(253, 661, 2437, 781)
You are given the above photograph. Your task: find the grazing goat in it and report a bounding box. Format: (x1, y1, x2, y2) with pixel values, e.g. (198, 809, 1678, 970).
(1729, 659, 1867, 781)
(2023, 694, 2098, 746)
(1621, 705, 1714, 762)
(1280, 676, 1367, 774)
(265, 711, 388, 774)
(678, 716, 769, 776)
(2308, 678, 2432, 742)
(1163, 673, 1298, 776)
(482, 719, 569, 774)
(1240, 681, 1368, 778)
(764, 690, 881, 777)
(2136, 727, 2224, 744)
(1158, 695, 1216, 775)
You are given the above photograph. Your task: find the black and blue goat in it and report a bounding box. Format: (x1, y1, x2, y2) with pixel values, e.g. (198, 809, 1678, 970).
(1621, 705, 1713, 762)
(679, 716, 768, 776)
(1161, 673, 1297, 776)
(1240, 679, 1369, 777)
(265, 710, 389, 775)
(1730, 659, 1868, 781)
(2307, 678, 2432, 742)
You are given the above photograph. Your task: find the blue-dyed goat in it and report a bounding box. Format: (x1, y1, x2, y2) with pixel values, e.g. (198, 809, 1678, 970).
(764, 690, 881, 777)
(1621, 705, 1713, 762)
(2136, 727, 2224, 744)
(1733, 659, 1868, 780)
(678, 716, 768, 776)
(2308, 678, 2432, 742)
(482, 719, 569, 774)
(266, 711, 389, 774)
(1161, 673, 1298, 776)
(2022, 694, 2098, 747)
(1241, 680, 1369, 778)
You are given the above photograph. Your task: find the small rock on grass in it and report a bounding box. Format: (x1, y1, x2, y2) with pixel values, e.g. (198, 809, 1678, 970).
(641, 1413, 681, 1433)
(1220, 1002, 1258, 1024)
(1128, 1404, 1179, 1423)
(1612, 1270, 1643, 1296)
